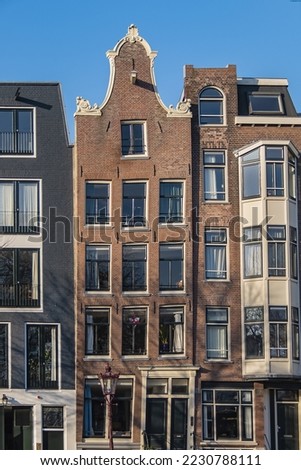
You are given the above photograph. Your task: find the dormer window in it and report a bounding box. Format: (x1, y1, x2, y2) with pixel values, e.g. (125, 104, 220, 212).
(249, 94, 284, 115)
(199, 88, 224, 125)
(0, 109, 34, 155)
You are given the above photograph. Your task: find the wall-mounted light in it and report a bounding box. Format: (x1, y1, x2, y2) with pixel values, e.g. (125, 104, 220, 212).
(130, 70, 137, 84)
(2, 394, 8, 407)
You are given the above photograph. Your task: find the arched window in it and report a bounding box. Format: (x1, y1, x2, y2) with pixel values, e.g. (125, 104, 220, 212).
(199, 88, 224, 125)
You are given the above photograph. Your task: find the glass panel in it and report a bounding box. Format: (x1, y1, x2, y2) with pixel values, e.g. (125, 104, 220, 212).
(86, 183, 109, 224)
(269, 307, 287, 321)
(201, 89, 223, 98)
(42, 407, 63, 428)
(216, 406, 238, 439)
(122, 308, 147, 355)
(85, 308, 110, 355)
(171, 399, 187, 449)
(215, 391, 239, 403)
(242, 163, 260, 198)
(266, 147, 284, 160)
(86, 246, 110, 291)
(159, 307, 184, 354)
(147, 379, 168, 394)
(122, 245, 146, 291)
(245, 324, 264, 358)
(146, 399, 167, 449)
(249, 95, 282, 113)
(172, 378, 189, 394)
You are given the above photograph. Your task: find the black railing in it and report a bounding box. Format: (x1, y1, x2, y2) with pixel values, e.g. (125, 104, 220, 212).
(0, 131, 34, 154)
(0, 211, 39, 233)
(0, 283, 39, 307)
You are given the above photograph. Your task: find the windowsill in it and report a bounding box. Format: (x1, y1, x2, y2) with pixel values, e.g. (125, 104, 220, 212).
(203, 200, 229, 204)
(121, 155, 150, 160)
(199, 440, 258, 447)
(0, 154, 36, 159)
(205, 279, 229, 282)
(121, 227, 150, 232)
(159, 290, 186, 296)
(158, 354, 187, 360)
(121, 356, 150, 361)
(199, 124, 227, 128)
(158, 223, 188, 228)
(204, 359, 233, 364)
(83, 355, 111, 361)
(0, 306, 43, 312)
(84, 291, 113, 297)
(122, 291, 151, 296)
(85, 223, 113, 229)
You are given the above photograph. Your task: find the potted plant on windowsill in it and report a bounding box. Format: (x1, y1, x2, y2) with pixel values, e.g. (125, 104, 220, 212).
(159, 327, 169, 353)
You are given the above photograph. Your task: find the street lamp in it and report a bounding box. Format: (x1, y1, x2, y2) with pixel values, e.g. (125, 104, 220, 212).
(2, 394, 8, 407)
(98, 363, 120, 450)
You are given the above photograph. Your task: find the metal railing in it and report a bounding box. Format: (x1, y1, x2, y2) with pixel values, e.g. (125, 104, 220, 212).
(0, 283, 39, 307)
(0, 131, 34, 154)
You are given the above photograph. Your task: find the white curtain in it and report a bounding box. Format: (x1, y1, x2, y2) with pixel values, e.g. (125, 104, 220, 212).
(243, 406, 253, 440)
(205, 168, 217, 199)
(86, 314, 94, 354)
(0, 182, 14, 228)
(31, 251, 39, 300)
(173, 312, 183, 353)
(18, 182, 37, 228)
(244, 244, 261, 277)
(207, 246, 226, 278)
(207, 326, 227, 358)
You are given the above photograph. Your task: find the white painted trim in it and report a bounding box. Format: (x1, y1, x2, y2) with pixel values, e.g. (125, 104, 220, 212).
(235, 116, 301, 126)
(237, 78, 288, 86)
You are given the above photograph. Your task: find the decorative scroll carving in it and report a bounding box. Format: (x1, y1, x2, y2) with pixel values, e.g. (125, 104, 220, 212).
(125, 24, 143, 44)
(167, 99, 192, 117)
(76, 97, 102, 115)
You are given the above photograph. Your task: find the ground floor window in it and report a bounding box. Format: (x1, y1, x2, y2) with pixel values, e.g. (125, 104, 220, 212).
(202, 389, 253, 441)
(42, 406, 64, 450)
(84, 378, 133, 438)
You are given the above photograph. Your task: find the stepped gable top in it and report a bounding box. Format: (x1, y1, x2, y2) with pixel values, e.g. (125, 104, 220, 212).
(75, 25, 191, 118)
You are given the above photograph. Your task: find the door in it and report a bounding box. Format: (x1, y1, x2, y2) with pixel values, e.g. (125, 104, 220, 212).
(171, 398, 187, 449)
(0, 407, 33, 450)
(277, 403, 299, 450)
(145, 399, 167, 449)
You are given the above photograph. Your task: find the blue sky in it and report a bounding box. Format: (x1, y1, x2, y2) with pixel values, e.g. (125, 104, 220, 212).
(1, 0, 301, 143)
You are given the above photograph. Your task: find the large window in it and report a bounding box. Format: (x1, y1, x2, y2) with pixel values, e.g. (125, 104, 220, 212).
(206, 307, 228, 359)
(0, 248, 40, 307)
(159, 181, 183, 223)
(245, 306, 264, 359)
(0, 109, 33, 155)
(42, 407, 64, 450)
(85, 245, 110, 291)
(203, 151, 226, 201)
(205, 229, 227, 280)
(0, 180, 39, 233)
(199, 88, 224, 125)
(267, 226, 286, 276)
(159, 244, 184, 291)
(269, 306, 288, 358)
(0, 324, 8, 387)
(86, 182, 110, 225)
(243, 227, 262, 278)
(122, 182, 146, 227)
(122, 307, 147, 355)
(122, 244, 147, 291)
(27, 324, 58, 389)
(266, 147, 284, 197)
(84, 379, 133, 438)
(85, 308, 110, 356)
(241, 148, 261, 199)
(249, 94, 283, 114)
(159, 306, 184, 355)
(202, 389, 253, 441)
(292, 307, 300, 361)
(121, 122, 146, 156)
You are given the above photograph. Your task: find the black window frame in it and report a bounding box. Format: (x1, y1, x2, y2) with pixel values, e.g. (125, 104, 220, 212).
(122, 244, 147, 292)
(85, 182, 110, 225)
(159, 243, 184, 291)
(0, 108, 34, 155)
(199, 88, 224, 125)
(121, 122, 146, 156)
(0, 180, 39, 234)
(159, 181, 184, 223)
(27, 324, 58, 389)
(0, 248, 40, 307)
(85, 307, 110, 356)
(122, 181, 146, 227)
(85, 245, 110, 292)
(122, 307, 147, 356)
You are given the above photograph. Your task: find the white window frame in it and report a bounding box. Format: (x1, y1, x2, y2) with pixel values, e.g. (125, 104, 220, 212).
(121, 121, 147, 158)
(205, 228, 228, 280)
(0, 107, 36, 158)
(85, 181, 111, 226)
(203, 150, 227, 202)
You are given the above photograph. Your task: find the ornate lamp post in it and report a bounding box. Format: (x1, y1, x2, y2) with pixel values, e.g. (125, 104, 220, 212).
(98, 364, 120, 450)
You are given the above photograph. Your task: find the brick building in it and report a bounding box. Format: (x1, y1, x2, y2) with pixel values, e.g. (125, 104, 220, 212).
(74, 25, 301, 450)
(0, 83, 75, 449)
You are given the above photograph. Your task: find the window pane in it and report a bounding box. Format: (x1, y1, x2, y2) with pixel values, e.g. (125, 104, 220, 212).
(216, 406, 238, 439)
(86, 246, 110, 291)
(249, 95, 282, 113)
(159, 307, 184, 354)
(244, 243, 262, 277)
(245, 324, 264, 358)
(0, 324, 8, 387)
(242, 164, 260, 198)
(207, 325, 228, 359)
(85, 308, 110, 355)
(159, 244, 183, 290)
(27, 325, 58, 389)
(122, 308, 147, 355)
(159, 182, 183, 222)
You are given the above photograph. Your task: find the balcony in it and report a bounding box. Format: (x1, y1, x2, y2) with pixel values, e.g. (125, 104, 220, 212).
(0, 283, 40, 307)
(0, 131, 34, 155)
(0, 211, 39, 233)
